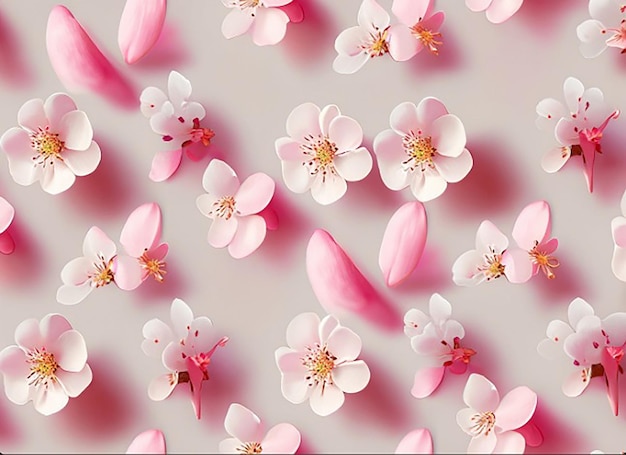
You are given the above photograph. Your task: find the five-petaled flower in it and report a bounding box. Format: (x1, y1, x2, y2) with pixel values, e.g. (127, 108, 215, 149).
(0, 314, 92, 416)
(388, 0, 445, 60)
(220, 0, 298, 46)
(219, 403, 301, 454)
(275, 312, 371, 416)
(577, 0, 626, 58)
(0, 197, 16, 255)
(0, 93, 101, 194)
(373, 98, 472, 202)
(275, 102, 372, 205)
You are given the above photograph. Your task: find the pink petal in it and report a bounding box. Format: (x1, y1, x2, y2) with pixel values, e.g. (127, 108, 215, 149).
(334, 147, 373, 182)
(0, 232, 15, 255)
(276, 350, 312, 404)
(40, 314, 72, 345)
(388, 24, 421, 61)
(373, 129, 411, 191)
(319, 105, 341, 136)
(235, 173, 275, 216)
(15, 318, 42, 350)
(541, 146, 570, 173)
(475, 220, 508, 253)
(602, 312, 626, 346)
(261, 423, 301, 454)
(0, 197, 15, 233)
(60, 257, 92, 286)
(251, 7, 289, 46)
(390, 101, 419, 136)
(433, 149, 473, 183)
(114, 255, 145, 291)
(411, 366, 445, 398)
(615, 216, 626, 248)
(185, 356, 204, 419)
(511, 200, 551, 250)
(279, 1, 304, 23)
(332, 360, 370, 393)
(46, 6, 117, 94)
(44, 93, 78, 132)
(53, 329, 87, 372)
(613, 245, 626, 282)
(326, 327, 362, 363)
(59, 110, 93, 151)
(222, 8, 254, 39)
(206, 214, 237, 247)
(0, 346, 29, 404)
(466, 0, 493, 12)
(309, 382, 345, 416)
(118, 0, 167, 64)
(516, 421, 544, 447)
(579, 131, 596, 193)
(501, 248, 533, 284)
(392, 0, 429, 25)
(328, 115, 363, 153)
(148, 373, 177, 401)
(395, 428, 433, 454)
(310, 171, 347, 205)
(227, 215, 266, 259)
(56, 364, 92, 397)
(32, 379, 69, 415)
(0, 127, 41, 186)
(463, 374, 500, 412)
(56, 283, 93, 306)
(121, 203, 162, 257)
(495, 386, 537, 431)
(17, 98, 47, 132)
(485, 0, 523, 23)
(562, 368, 591, 397)
(62, 141, 101, 177)
(149, 148, 183, 182)
(258, 207, 279, 231)
(379, 201, 427, 287)
(318, 315, 340, 344)
(286, 102, 321, 142)
(602, 346, 621, 416)
(491, 430, 526, 453)
(83, 226, 116, 262)
(202, 159, 240, 196)
(280, 160, 313, 193)
(40, 160, 76, 194)
(416, 97, 449, 131)
(452, 249, 486, 286)
(224, 403, 264, 442)
(286, 312, 320, 352)
(334, 26, 370, 57)
(126, 429, 166, 454)
(431, 114, 466, 158)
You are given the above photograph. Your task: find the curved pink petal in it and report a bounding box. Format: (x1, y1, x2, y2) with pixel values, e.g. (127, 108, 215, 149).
(485, 0, 523, 23)
(208, 216, 238, 248)
(326, 327, 362, 363)
(261, 423, 301, 454)
(602, 346, 621, 416)
(516, 421, 543, 448)
(83, 226, 116, 262)
(373, 129, 411, 191)
(17, 98, 47, 132)
(286, 102, 321, 142)
(126, 429, 166, 454)
(332, 360, 370, 393)
(395, 428, 433, 454)
(495, 386, 537, 431)
(227, 215, 266, 259)
(431, 114, 466, 158)
(40, 160, 76, 195)
(202, 159, 240, 196)
(409, 168, 447, 202)
(379, 201, 427, 287)
(416, 97, 448, 131)
(434, 149, 473, 183)
(115, 255, 145, 291)
(224, 403, 264, 443)
(392, 0, 429, 25)
(390, 102, 419, 136)
(491, 430, 526, 453)
(501, 248, 533, 284)
(33, 379, 69, 415)
(43, 93, 77, 132)
(463, 374, 500, 412)
(121, 203, 162, 257)
(286, 312, 320, 352)
(222, 8, 255, 39)
(0, 346, 29, 404)
(475, 220, 508, 253)
(251, 7, 289, 46)
(319, 104, 341, 136)
(310, 171, 347, 205)
(452, 249, 487, 286)
(328, 115, 363, 153)
(59, 110, 93, 151)
(53, 329, 87, 372)
(0, 127, 41, 186)
(411, 366, 445, 399)
(149, 148, 183, 182)
(40, 314, 72, 347)
(309, 382, 344, 416)
(0, 231, 15, 255)
(56, 364, 92, 397)
(388, 24, 421, 62)
(358, 0, 391, 29)
(334, 147, 372, 182)
(511, 200, 551, 249)
(275, 137, 303, 162)
(0, 197, 15, 234)
(235, 173, 275, 216)
(276, 356, 312, 404)
(63, 141, 101, 177)
(118, 0, 167, 64)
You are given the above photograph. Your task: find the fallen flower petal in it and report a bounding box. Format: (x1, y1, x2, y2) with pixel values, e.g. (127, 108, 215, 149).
(395, 428, 433, 454)
(126, 429, 166, 454)
(118, 0, 167, 64)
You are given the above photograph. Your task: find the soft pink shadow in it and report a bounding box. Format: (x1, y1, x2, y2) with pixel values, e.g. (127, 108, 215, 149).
(98, 67, 137, 110)
(59, 136, 147, 219)
(132, 24, 188, 70)
(592, 121, 626, 203)
(357, 289, 403, 332)
(192, 104, 242, 171)
(281, 0, 337, 68)
(516, 0, 580, 39)
(0, 217, 43, 286)
(612, 49, 626, 72)
(295, 433, 316, 454)
(531, 252, 588, 305)
(524, 401, 584, 453)
(392, 246, 452, 295)
(0, 9, 34, 87)
(58, 354, 140, 440)
(340, 354, 413, 431)
(407, 25, 464, 78)
(440, 138, 524, 221)
(463, 329, 505, 387)
(133, 255, 187, 305)
(0, 395, 21, 445)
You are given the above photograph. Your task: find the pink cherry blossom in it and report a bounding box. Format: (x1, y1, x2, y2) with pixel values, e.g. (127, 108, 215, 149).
(115, 202, 168, 291)
(373, 98, 473, 202)
(142, 298, 228, 419)
(536, 77, 619, 192)
(0, 93, 101, 194)
(196, 159, 274, 258)
(219, 403, 301, 453)
(506, 200, 559, 283)
(404, 294, 476, 398)
(140, 71, 215, 182)
(118, 0, 167, 64)
(333, 0, 392, 74)
(126, 429, 166, 454)
(452, 220, 525, 286)
(56, 226, 118, 305)
(0, 314, 92, 416)
(611, 188, 626, 281)
(395, 428, 433, 454)
(465, 0, 523, 24)
(220, 0, 297, 46)
(0, 196, 16, 255)
(275, 312, 371, 416)
(276, 102, 372, 205)
(577, 0, 626, 58)
(388, 0, 445, 60)
(456, 374, 537, 454)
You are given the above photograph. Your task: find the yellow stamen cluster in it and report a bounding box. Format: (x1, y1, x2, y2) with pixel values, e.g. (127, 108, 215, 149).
(236, 442, 263, 454)
(478, 247, 505, 280)
(30, 127, 64, 167)
(211, 196, 237, 220)
(26, 348, 58, 387)
(411, 25, 443, 55)
(402, 133, 436, 172)
(139, 250, 166, 282)
(302, 343, 337, 390)
(529, 241, 559, 279)
(469, 411, 496, 437)
(90, 255, 115, 287)
(364, 27, 390, 58)
(301, 135, 339, 182)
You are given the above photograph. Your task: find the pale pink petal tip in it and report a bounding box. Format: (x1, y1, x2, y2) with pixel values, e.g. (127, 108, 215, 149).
(126, 429, 166, 454)
(149, 148, 183, 182)
(395, 428, 433, 454)
(118, 0, 167, 64)
(379, 201, 427, 287)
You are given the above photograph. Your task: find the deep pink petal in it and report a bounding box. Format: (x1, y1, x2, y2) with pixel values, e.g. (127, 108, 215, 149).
(495, 386, 537, 431)
(411, 366, 445, 398)
(261, 423, 301, 454)
(516, 421, 544, 448)
(0, 231, 15, 255)
(126, 429, 166, 454)
(395, 428, 433, 454)
(118, 0, 166, 64)
(511, 200, 551, 249)
(121, 203, 162, 257)
(149, 148, 183, 182)
(185, 356, 204, 419)
(579, 131, 596, 193)
(379, 201, 427, 287)
(235, 173, 275, 216)
(227, 215, 266, 259)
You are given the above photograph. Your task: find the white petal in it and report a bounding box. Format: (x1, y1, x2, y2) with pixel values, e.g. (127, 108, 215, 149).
(434, 149, 473, 183)
(222, 8, 254, 39)
(141, 318, 175, 358)
(59, 110, 93, 151)
(170, 298, 194, 339)
(62, 141, 101, 176)
(286, 312, 320, 351)
(431, 114, 466, 158)
(332, 360, 370, 393)
(389, 102, 418, 136)
(56, 283, 93, 305)
(326, 327, 362, 362)
(357, 0, 390, 29)
(309, 383, 345, 416)
(40, 160, 76, 194)
(140, 86, 168, 118)
(541, 146, 571, 173)
(0, 127, 41, 186)
(17, 98, 47, 132)
(567, 297, 595, 328)
(319, 104, 341, 136)
(202, 159, 240, 196)
(577, 19, 608, 58)
(208, 217, 238, 249)
(452, 250, 486, 286)
(251, 7, 289, 46)
(328, 116, 363, 153)
(463, 373, 500, 412)
(611, 246, 626, 282)
(475, 220, 508, 253)
(227, 215, 266, 259)
(563, 77, 585, 113)
(281, 160, 313, 193)
(82, 226, 116, 262)
(285, 102, 321, 142)
(224, 403, 264, 442)
(57, 363, 92, 397)
(373, 129, 410, 190)
(410, 168, 447, 202)
(310, 171, 347, 205)
(167, 70, 192, 108)
(52, 329, 87, 372)
(332, 52, 369, 75)
(148, 373, 177, 401)
(33, 380, 69, 415)
(334, 147, 372, 182)
(562, 368, 590, 397)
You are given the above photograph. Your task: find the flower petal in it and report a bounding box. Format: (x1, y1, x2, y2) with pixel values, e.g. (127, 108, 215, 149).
(148, 373, 177, 401)
(475, 220, 508, 253)
(332, 360, 370, 394)
(310, 171, 347, 205)
(140, 86, 168, 118)
(33, 379, 68, 415)
(577, 19, 608, 58)
(280, 160, 313, 193)
(202, 159, 240, 196)
(467, 431, 497, 454)
(602, 312, 626, 347)
(121, 203, 162, 257)
(373, 129, 411, 190)
(501, 248, 534, 284)
(0, 232, 15, 255)
(334, 147, 372, 182)
(602, 346, 620, 416)
(452, 249, 486, 287)
(536, 97, 567, 131)
(149, 148, 183, 182)
(222, 8, 254, 39)
(218, 438, 242, 454)
(17, 98, 47, 131)
(286, 312, 320, 352)
(309, 383, 345, 416)
(40, 314, 72, 345)
(495, 386, 537, 431)
(485, 0, 523, 23)
(60, 257, 92, 286)
(56, 283, 93, 305)
(62, 140, 101, 176)
(388, 24, 421, 61)
(126, 429, 166, 454)
(433, 148, 473, 183)
(15, 318, 42, 350)
(286, 102, 321, 142)
(511, 200, 551, 249)
(56, 363, 92, 397)
(431, 114, 466, 158)
(40, 160, 76, 194)
(0, 197, 15, 234)
(0, 127, 41, 186)
(114, 255, 145, 291)
(208, 217, 238, 249)
(328, 115, 363, 153)
(251, 7, 289, 46)
(411, 366, 445, 399)
(563, 77, 585, 113)
(466, 0, 492, 12)
(224, 403, 264, 443)
(410, 168, 447, 202)
(562, 368, 590, 397)
(118, 0, 166, 64)
(60, 110, 93, 151)
(319, 105, 341, 136)
(463, 373, 499, 412)
(404, 308, 430, 338)
(326, 327, 362, 363)
(141, 318, 174, 358)
(227, 215, 266, 259)
(567, 297, 595, 328)
(332, 52, 369, 75)
(492, 430, 526, 454)
(390, 102, 419, 136)
(0, 346, 29, 405)
(83, 226, 116, 262)
(53, 329, 87, 372)
(235, 173, 275, 216)
(357, 0, 391, 29)
(395, 428, 433, 454)
(392, 0, 429, 25)
(416, 97, 449, 131)
(261, 423, 301, 454)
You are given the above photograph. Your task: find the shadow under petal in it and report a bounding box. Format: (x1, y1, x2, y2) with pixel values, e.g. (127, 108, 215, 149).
(516, 0, 582, 39)
(524, 400, 585, 454)
(0, 9, 34, 88)
(530, 251, 588, 305)
(392, 245, 452, 296)
(295, 433, 316, 455)
(592, 123, 626, 203)
(407, 24, 465, 78)
(132, 24, 189, 70)
(0, 394, 21, 446)
(0, 217, 43, 286)
(132, 255, 187, 305)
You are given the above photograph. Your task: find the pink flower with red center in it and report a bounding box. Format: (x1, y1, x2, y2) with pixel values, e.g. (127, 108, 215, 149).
(405, 294, 476, 399)
(0, 196, 15, 255)
(465, 0, 523, 24)
(578, 0, 626, 58)
(142, 298, 228, 419)
(126, 429, 166, 454)
(388, 0, 445, 60)
(0, 314, 92, 416)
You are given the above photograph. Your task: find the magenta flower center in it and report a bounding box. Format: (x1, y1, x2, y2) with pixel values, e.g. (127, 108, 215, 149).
(364, 27, 390, 58)
(89, 254, 115, 287)
(211, 196, 237, 220)
(302, 343, 337, 389)
(410, 25, 443, 55)
(27, 348, 58, 387)
(237, 441, 263, 454)
(139, 249, 166, 282)
(30, 126, 64, 166)
(478, 247, 505, 280)
(469, 411, 496, 437)
(402, 133, 436, 172)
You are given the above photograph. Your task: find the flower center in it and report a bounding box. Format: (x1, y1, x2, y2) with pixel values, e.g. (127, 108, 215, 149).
(410, 25, 443, 55)
(469, 411, 496, 437)
(402, 132, 436, 172)
(211, 196, 236, 220)
(301, 135, 339, 181)
(478, 247, 505, 280)
(364, 27, 390, 58)
(139, 250, 166, 282)
(529, 241, 559, 279)
(89, 254, 115, 287)
(237, 0, 259, 9)
(237, 442, 263, 454)
(443, 337, 477, 367)
(187, 118, 215, 147)
(302, 343, 337, 389)
(26, 348, 58, 387)
(30, 127, 64, 166)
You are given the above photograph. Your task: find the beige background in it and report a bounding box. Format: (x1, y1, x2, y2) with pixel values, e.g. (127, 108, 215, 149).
(1, 0, 626, 452)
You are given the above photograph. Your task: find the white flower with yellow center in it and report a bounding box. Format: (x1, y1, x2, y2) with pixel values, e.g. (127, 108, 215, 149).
(275, 313, 371, 416)
(220, 0, 295, 46)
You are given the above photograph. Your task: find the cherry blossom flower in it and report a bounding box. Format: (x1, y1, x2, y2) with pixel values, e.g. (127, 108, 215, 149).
(115, 203, 168, 291)
(333, 0, 392, 74)
(56, 226, 118, 305)
(395, 429, 433, 454)
(127, 429, 166, 454)
(140, 71, 215, 182)
(0, 314, 92, 416)
(536, 77, 619, 192)
(577, 0, 626, 58)
(220, 0, 299, 46)
(373, 98, 473, 202)
(0, 196, 16, 255)
(456, 374, 537, 454)
(506, 200, 559, 283)
(219, 403, 301, 454)
(196, 159, 274, 258)
(275, 312, 371, 416)
(275, 103, 372, 205)
(452, 220, 526, 286)
(0, 93, 101, 194)
(118, 0, 167, 64)
(142, 298, 228, 419)
(388, 0, 445, 60)
(404, 294, 476, 398)
(465, 0, 523, 24)
(537, 297, 626, 415)
(611, 188, 626, 281)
